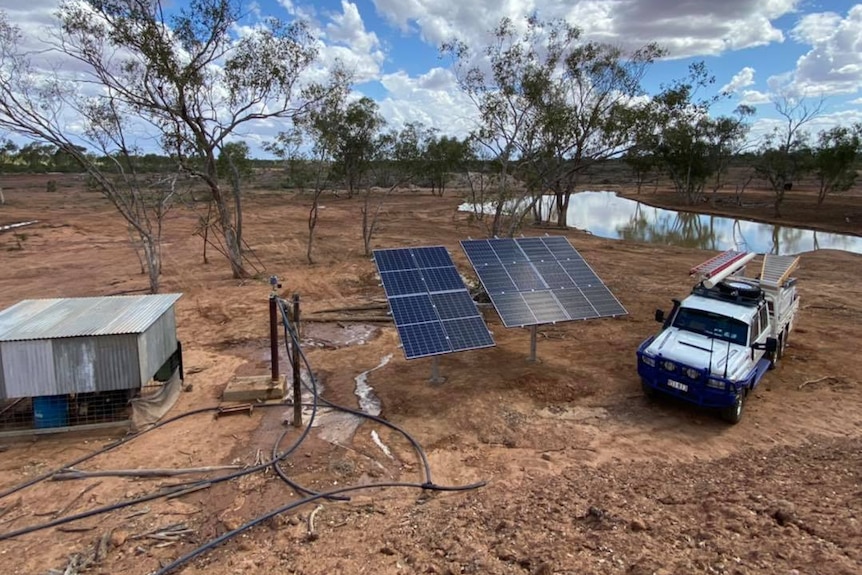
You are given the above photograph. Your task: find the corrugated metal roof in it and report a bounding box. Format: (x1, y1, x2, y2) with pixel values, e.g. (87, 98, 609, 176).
(0, 294, 182, 341)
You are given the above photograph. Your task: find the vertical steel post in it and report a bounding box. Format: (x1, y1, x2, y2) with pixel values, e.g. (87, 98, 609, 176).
(269, 295, 279, 383)
(529, 325, 538, 362)
(292, 294, 302, 428)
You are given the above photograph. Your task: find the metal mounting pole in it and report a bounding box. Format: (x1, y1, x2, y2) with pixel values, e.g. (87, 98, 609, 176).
(292, 293, 302, 428)
(528, 325, 538, 363)
(429, 356, 446, 384)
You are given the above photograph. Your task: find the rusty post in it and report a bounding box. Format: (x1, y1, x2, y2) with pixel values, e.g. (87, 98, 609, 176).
(269, 294, 279, 384)
(292, 293, 302, 428)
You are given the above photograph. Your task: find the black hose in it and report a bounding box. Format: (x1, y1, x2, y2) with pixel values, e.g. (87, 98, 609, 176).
(151, 479, 487, 575)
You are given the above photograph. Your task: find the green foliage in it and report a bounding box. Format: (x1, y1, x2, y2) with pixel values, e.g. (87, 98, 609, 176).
(813, 124, 861, 204)
(645, 63, 753, 204)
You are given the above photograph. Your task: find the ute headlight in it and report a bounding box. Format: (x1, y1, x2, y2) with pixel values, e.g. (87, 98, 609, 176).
(683, 367, 700, 380)
(641, 355, 656, 367)
(706, 378, 725, 390)
(662, 360, 676, 372)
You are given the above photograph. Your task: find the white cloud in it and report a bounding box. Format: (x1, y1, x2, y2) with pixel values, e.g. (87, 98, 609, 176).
(314, 1, 384, 83)
(788, 5, 862, 95)
(371, 0, 799, 58)
(721, 67, 756, 94)
(377, 68, 477, 137)
(739, 89, 772, 106)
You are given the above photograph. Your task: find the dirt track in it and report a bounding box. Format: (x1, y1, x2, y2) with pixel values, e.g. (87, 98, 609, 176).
(0, 175, 860, 574)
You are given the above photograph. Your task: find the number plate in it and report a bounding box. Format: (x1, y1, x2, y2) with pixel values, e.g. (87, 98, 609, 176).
(667, 379, 688, 392)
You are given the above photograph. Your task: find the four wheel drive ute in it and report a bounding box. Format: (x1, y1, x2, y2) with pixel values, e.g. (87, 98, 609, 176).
(637, 250, 801, 423)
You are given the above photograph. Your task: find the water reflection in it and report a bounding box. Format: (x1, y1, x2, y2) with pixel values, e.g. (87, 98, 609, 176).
(541, 191, 862, 255)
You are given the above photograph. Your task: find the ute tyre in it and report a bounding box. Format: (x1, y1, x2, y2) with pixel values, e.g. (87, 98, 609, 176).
(721, 392, 745, 424)
(717, 279, 761, 299)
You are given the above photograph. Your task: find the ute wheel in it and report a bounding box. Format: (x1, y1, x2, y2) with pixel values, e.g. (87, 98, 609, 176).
(720, 392, 745, 424)
(768, 333, 784, 370)
(642, 379, 656, 400)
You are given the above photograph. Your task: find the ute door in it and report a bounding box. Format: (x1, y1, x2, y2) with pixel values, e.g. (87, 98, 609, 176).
(750, 304, 770, 363)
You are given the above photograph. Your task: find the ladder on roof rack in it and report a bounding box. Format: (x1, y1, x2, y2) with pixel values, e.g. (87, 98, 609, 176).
(690, 249, 752, 284)
(760, 254, 800, 288)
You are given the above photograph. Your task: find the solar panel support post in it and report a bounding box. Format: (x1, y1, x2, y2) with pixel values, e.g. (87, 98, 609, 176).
(291, 294, 302, 428)
(429, 357, 446, 385)
(528, 325, 538, 363)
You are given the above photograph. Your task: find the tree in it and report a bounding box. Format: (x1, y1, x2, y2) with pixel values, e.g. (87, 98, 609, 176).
(443, 17, 549, 237)
(0, 12, 180, 293)
(56, 0, 331, 278)
(425, 135, 473, 196)
(527, 35, 664, 227)
(330, 97, 385, 198)
(812, 124, 861, 205)
(754, 94, 823, 217)
(272, 75, 350, 264)
(647, 63, 753, 205)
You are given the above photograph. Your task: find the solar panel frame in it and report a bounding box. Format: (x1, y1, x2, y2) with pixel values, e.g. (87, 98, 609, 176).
(373, 246, 495, 360)
(461, 236, 627, 328)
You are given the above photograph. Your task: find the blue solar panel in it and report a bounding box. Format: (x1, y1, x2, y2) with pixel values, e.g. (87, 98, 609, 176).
(398, 322, 451, 358)
(461, 236, 627, 327)
(388, 294, 438, 325)
(380, 269, 426, 297)
(459, 240, 499, 265)
(414, 246, 452, 269)
(375, 248, 416, 272)
(373, 246, 495, 359)
(422, 266, 465, 293)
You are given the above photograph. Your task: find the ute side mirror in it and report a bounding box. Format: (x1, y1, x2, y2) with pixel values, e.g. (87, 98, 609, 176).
(654, 309, 665, 323)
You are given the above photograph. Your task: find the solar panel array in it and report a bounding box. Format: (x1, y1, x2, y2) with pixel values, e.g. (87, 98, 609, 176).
(460, 236, 627, 328)
(373, 246, 495, 360)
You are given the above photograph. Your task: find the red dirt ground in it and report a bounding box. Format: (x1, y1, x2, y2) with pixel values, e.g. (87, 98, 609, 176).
(0, 173, 860, 575)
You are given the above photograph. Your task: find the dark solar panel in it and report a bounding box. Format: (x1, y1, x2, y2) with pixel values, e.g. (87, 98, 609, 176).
(373, 246, 495, 359)
(422, 266, 465, 293)
(461, 236, 627, 327)
(444, 316, 495, 352)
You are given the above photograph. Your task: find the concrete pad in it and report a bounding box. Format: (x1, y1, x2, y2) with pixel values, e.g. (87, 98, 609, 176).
(222, 375, 285, 402)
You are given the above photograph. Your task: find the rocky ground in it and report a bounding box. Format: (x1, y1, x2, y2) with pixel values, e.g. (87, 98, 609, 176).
(0, 174, 860, 575)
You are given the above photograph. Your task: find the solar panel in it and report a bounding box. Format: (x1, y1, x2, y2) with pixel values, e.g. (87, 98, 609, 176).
(373, 246, 495, 360)
(460, 236, 627, 327)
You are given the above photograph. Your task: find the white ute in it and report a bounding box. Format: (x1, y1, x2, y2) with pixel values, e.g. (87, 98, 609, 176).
(637, 250, 801, 423)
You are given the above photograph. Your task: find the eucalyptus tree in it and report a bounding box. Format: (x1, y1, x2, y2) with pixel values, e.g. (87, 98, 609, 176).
(443, 16, 550, 237)
(527, 37, 663, 227)
(331, 97, 386, 198)
(647, 63, 753, 205)
(812, 124, 861, 205)
(55, 0, 334, 278)
(0, 12, 180, 293)
(754, 94, 823, 217)
(425, 135, 473, 196)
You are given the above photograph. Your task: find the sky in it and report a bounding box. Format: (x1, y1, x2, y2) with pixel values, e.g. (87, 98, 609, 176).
(2, 0, 862, 156)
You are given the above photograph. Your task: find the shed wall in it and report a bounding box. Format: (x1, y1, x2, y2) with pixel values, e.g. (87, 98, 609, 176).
(1, 340, 57, 397)
(138, 308, 178, 385)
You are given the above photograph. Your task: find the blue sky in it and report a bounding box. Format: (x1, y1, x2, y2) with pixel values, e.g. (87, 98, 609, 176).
(3, 0, 862, 155)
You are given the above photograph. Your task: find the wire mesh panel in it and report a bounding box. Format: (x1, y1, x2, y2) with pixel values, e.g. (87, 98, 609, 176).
(373, 246, 495, 360)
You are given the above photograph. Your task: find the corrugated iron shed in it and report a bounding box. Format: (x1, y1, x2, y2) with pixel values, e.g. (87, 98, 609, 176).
(0, 294, 182, 399)
(0, 294, 181, 341)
